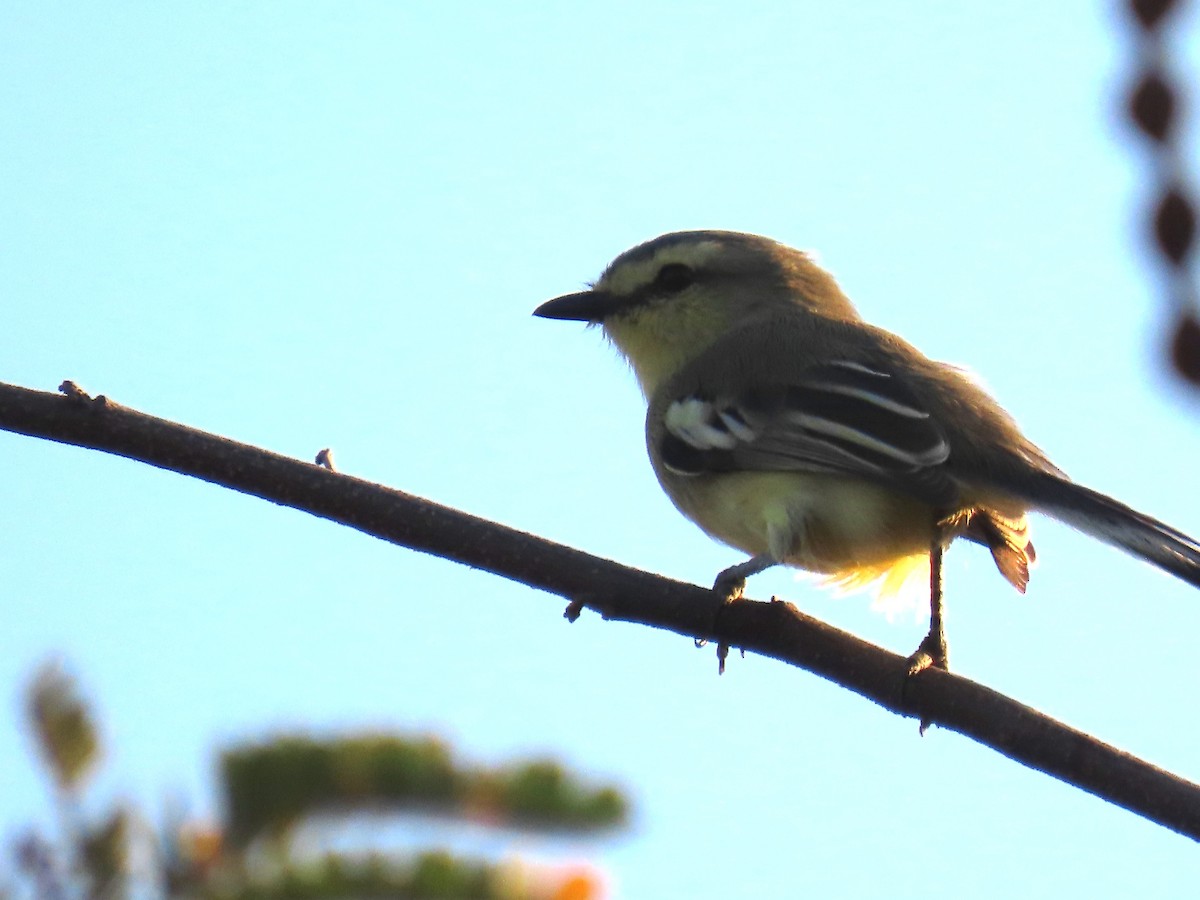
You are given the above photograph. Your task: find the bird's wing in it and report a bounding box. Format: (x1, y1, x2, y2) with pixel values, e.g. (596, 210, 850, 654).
(658, 359, 957, 504)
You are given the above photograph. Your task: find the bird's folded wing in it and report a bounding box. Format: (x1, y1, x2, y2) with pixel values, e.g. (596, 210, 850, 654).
(659, 360, 956, 503)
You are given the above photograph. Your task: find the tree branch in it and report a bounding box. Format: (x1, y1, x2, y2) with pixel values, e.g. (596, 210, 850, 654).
(2, 379, 1198, 840)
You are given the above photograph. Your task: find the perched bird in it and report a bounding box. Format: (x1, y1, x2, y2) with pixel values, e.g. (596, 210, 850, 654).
(534, 230, 1200, 671)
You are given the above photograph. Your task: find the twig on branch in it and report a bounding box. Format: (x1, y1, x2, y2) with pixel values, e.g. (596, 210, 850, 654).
(1, 379, 1198, 840)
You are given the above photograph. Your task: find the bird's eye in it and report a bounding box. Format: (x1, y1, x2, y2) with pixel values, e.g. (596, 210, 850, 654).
(653, 263, 695, 295)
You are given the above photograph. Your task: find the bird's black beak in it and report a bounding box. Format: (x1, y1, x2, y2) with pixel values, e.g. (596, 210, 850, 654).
(533, 289, 621, 323)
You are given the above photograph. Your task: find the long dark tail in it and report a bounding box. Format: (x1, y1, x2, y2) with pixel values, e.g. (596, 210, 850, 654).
(1019, 472, 1200, 589)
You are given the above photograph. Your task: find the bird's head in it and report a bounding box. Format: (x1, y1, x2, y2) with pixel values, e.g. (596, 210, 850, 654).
(534, 230, 858, 396)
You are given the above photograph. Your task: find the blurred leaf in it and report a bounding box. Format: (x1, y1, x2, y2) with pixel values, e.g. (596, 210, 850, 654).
(26, 661, 101, 792)
(409, 850, 494, 898)
(493, 760, 628, 831)
(221, 734, 457, 847)
(190, 849, 529, 898)
(220, 734, 627, 847)
(80, 808, 130, 898)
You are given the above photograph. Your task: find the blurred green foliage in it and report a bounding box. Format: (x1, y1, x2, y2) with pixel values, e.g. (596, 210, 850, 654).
(222, 735, 457, 845)
(15, 662, 622, 900)
(222, 736, 627, 847)
(474, 760, 626, 831)
(80, 808, 132, 892)
(27, 661, 100, 791)
(198, 850, 512, 899)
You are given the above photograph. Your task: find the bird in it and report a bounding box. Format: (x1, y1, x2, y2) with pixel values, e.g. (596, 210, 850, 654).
(533, 230, 1200, 674)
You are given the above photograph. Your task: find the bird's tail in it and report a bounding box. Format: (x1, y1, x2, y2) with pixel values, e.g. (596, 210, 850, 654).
(1019, 472, 1200, 589)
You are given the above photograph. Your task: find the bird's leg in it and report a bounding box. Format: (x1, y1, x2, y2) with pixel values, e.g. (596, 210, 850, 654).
(698, 554, 777, 674)
(901, 518, 951, 733)
(714, 554, 777, 602)
(906, 527, 949, 678)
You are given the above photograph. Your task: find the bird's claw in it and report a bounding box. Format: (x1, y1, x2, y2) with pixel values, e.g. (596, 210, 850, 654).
(695, 571, 748, 673)
(712, 571, 747, 604)
(900, 628, 950, 735)
(905, 629, 949, 678)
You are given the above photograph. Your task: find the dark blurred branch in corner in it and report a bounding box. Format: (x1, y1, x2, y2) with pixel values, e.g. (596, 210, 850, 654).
(1124, 0, 1200, 384)
(2, 377, 1200, 840)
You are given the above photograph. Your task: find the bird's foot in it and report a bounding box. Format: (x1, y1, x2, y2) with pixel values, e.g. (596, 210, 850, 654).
(694, 569, 749, 674)
(901, 627, 949, 735)
(905, 628, 949, 678)
(694, 556, 776, 673)
(713, 568, 748, 604)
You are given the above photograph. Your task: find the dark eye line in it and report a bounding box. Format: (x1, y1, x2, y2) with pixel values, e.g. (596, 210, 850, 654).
(608, 263, 699, 319)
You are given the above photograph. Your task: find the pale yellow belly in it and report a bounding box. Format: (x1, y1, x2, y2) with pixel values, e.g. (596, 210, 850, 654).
(663, 470, 936, 577)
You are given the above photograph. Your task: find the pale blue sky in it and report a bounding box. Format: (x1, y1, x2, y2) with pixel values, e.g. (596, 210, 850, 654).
(4, 3, 1200, 897)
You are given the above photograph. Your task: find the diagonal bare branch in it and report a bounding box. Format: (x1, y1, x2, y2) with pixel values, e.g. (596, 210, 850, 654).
(2, 378, 1198, 840)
